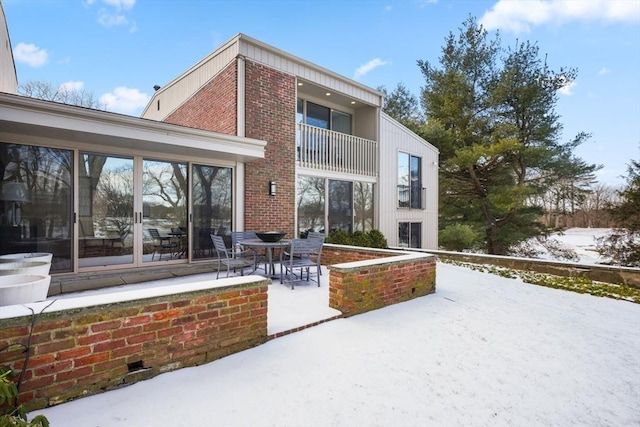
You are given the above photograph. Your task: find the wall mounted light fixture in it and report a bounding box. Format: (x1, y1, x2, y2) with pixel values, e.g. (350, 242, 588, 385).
(269, 181, 276, 196)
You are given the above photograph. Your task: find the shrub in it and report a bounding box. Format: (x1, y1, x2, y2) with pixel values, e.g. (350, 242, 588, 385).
(0, 368, 49, 427)
(326, 230, 388, 249)
(439, 223, 479, 251)
(367, 230, 388, 249)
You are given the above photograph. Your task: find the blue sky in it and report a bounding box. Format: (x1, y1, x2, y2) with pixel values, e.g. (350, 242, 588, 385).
(3, 0, 639, 187)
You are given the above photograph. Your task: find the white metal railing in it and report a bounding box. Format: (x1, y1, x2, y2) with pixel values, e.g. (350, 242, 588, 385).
(297, 123, 377, 176)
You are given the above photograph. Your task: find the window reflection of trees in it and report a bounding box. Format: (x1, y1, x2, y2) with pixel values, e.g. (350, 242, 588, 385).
(354, 182, 374, 232)
(97, 166, 134, 244)
(297, 176, 374, 236)
(192, 165, 232, 258)
(143, 160, 188, 227)
(297, 176, 325, 237)
(1, 143, 72, 271)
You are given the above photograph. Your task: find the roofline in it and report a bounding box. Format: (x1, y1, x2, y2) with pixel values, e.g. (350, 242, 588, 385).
(145, 32, 385, 114)
(1, 92, 267, 162)
(1, 92, 264, 146)
(236, 33, 384, 98)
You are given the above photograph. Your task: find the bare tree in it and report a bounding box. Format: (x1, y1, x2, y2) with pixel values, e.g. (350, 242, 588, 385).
(18, 80, 106, 110)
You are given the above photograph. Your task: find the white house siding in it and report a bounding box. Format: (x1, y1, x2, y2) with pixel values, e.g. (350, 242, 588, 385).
(0, 2, 17, 94)
(378, 112, 439, 249)
(141, 41, 240, 121)
(238, 35, 383, 108)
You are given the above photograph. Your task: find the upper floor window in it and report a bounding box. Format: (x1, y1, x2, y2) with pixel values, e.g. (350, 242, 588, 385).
(398, 152, 422, 209)
(297, 99, 352, 134)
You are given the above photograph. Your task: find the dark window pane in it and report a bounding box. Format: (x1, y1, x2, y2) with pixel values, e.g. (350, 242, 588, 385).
(306, 102, 330, 129)
(192, 165, 232, 259)
(296, 176, 325, 237)
(1, 143, 73, 272)
(328, 180, 353, 234)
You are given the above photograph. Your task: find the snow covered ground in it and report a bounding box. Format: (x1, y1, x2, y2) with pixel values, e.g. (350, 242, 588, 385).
(33, 261, 640, 427)
(525, 227, 612, 265)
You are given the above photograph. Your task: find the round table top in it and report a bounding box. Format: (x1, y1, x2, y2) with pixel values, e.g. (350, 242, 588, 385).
(239, 238, 291, 247)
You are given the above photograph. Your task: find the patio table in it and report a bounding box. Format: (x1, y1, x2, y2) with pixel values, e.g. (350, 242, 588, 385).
(239, 238, 291, 277)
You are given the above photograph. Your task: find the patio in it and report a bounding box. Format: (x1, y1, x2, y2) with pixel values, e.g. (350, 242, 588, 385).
(49, 265, 341, 336)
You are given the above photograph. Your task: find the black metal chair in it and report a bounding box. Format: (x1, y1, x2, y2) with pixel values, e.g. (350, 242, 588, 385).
(148, 228, 177, 261)
(211, 234, 256, 279)
(280, 238, 324, 289)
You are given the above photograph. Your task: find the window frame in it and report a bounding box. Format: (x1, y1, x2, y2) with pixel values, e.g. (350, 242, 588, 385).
(397, 151, 423, 210)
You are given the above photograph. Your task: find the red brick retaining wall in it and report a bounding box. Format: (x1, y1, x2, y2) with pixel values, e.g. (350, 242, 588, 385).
(324, 244, 437, 317)
(0, 279, 268, 410)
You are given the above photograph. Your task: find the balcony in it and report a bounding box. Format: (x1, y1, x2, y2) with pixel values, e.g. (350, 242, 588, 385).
(297, 123, 377, 177)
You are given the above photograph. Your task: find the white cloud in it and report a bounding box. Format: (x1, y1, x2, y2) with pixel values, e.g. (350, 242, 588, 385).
(13, 43, 48, 67)
(353, 58, 389, 80)
(98, 9, 129, 27)
(558, 80, 577, 96)
(598, 67, 611, 75)
(59, 81, 85, 92)
(85, 0, 135, 10)
(102, 0, 135, 11)
(480, 0, 640, 34)
(100, 86, 149, 115)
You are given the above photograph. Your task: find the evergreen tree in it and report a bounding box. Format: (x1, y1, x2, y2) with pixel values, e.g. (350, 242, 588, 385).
(418, 16, 596, 254)
(597, 155, 640, 266)
(379, 83, 424, 134)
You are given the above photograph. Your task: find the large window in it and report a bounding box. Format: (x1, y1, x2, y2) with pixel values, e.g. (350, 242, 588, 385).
(398, 152, 422, 209)
(297, 99, 352, 134)
(78, 153, 134, 268)
(192, 165, 232, 259)
(296, 175, 373, 238)
(399, 222, 421, 248)
(1, 143, 73, 272)
(297, 176, 325, 237)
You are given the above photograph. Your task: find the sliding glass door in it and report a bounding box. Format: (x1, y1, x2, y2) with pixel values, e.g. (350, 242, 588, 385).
(78, 153, 134, 268)
(191, 164, 232, 259)
(142, 159, 188, 263)
(1, 143, 73, 272)
(3, 145, 235, 270)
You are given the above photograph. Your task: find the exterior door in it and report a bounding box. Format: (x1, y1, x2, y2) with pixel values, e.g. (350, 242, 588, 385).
(141, 159, 188, 263)
(328, 180, 353, 234)
(191, 164, 233, 260)
(0, 143, 73, 273)
(78, 153, 135, 268)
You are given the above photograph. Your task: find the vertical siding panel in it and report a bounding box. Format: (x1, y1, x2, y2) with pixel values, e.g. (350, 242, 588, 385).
(378, 114, 438, 249)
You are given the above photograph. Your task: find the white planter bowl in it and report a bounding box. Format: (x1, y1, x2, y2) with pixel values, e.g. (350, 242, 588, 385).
(0, 252, 53, 264)
(0, 274, 51, 306)
(0, 261, 51, 276)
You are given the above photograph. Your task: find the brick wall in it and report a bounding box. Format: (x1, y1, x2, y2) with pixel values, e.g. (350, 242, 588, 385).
(165, 61, 238, 135)
(324, 245, 437, 317)
(0, 279, 268, 410)
(244, 61, 296, 236)
(162, 58, 296, 237)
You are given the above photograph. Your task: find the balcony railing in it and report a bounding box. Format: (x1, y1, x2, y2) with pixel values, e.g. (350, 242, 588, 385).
(297, 124, 377, 176)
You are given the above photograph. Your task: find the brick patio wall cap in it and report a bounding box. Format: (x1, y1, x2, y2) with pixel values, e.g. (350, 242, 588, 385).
(0, 274, 269, 320)
(328, 251, 436, 270)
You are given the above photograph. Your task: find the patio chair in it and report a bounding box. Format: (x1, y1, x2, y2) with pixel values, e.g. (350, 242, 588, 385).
(280, 238, 324, 289)
(148, 228, 178, 261)
(211, 234, 256, 279)
(300, 231, 325, 275)
(231, 230, 267, 272)
(306, 231, 325, 240)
